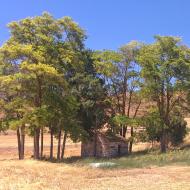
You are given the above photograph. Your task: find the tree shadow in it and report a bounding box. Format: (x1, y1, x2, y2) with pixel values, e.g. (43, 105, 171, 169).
(42, 156, 83, 164)
(180, 143, 190, 150)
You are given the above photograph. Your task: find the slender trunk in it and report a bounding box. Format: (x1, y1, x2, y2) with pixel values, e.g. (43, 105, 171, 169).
(111, 79, 121, 113)
(57, 129, 62, 160)
(120, 125, 122, 136)
(33, 130, 36, 159)
(37, 128, 40, 159)
(120, 73, 127, 138)
(129, 100, 141, 154)
(122, 75, 127, 116)
(94, 132, 98, 157)
(34, 128, 40, 159)
(17, 128, 21, 160)
(129, 126, 134, 154)
(33, 77, 42, 160)
(122, 91, 132, 138)
(40, 127, 44, 159)
(120, 125, 127, 138)
(160, 130, 167, 153)
(50, 128, 54, 160)
(20, 125, 25, 159)
(122, 127, 127, 138)
(61, 132, 67, 159)
(127, 91, 132, 117)
(119, 122, 126, 137)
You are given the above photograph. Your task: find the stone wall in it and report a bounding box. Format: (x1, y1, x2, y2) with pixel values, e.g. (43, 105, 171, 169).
(81, 133, 128, 158)
(81, 135, 104, 157)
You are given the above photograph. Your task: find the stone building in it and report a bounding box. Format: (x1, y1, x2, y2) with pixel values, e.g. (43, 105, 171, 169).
(81, 132, 128, 158)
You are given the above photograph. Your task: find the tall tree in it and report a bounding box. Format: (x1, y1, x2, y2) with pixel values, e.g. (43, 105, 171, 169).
(138, 35, 190, 152)
(94, 42, 142, 151)
(0, 12, 86, 159)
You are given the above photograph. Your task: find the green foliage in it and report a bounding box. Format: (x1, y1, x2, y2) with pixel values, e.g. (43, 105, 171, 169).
(0, 12, 88, 141)
(141, 108, 187, 146)
(0, 12, 190, 158)
(138, 36, 187, 100)
(141, 109, 166, 142)
(110, 115, 140, 134)
(169, 114, 187, 146)
(70, 73, 109, 138)
(138, 36, 190, 151)
(0, 120, 9, 133)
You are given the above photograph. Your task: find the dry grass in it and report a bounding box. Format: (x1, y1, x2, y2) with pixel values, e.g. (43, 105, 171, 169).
(0, 160, 190, 190)
(1, 131, 190, 189)
(0, 132, 81, 160)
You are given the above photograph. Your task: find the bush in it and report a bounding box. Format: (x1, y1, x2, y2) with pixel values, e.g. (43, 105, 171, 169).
(141, 109, 187, 146)
(169, 115, 187, 146)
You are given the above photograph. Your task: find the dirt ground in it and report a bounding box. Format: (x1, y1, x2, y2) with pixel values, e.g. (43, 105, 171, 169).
(0, 159, 190, 190)
(0, 132, 81, 160)
(0, 131, 152, 160)
(1, 130, 190, 190)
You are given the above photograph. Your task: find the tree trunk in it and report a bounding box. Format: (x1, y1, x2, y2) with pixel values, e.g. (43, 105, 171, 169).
(129, 100, 141, 153)
(57, 129, 62, 160)
(129, 126, 134, 154)
(120, 125, 127, 138)
(37, 128, 40, 159)
(160, 130, 167, 153)
(34, 128, 40, 159)
(33, 77, 42, 160)
(50, 128, 54, 160)
(20, 125, 25, 159)
(94, 132, 98, 157)
(33, 130, 36, 159)
(40, 127, 44, 159)
(61, 132, 67, 160)
(17, 128, 21, 160)
(123, 126, 127, 138)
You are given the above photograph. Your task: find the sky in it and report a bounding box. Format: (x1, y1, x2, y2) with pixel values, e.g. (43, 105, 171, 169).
(0, 0, 190, 50)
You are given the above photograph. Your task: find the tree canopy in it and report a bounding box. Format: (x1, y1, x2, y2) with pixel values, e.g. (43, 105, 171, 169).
(1, 13, 190, 160)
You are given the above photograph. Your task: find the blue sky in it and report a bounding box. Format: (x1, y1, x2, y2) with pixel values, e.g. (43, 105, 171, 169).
(0, 0, 190, 50)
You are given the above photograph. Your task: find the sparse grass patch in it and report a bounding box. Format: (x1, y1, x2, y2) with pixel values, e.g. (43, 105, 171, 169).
(76, 148, 190, 169)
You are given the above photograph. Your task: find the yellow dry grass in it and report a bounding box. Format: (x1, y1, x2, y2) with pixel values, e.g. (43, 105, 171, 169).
(1, 125, 190, 190)
(0, 160, 190, 190)
(0, 132, 81, 160)
(185, 118, 190, 128)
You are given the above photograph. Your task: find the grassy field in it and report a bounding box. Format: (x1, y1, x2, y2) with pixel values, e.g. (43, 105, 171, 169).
(76, 148, 190, 169)
(0, 132, 81, 160)
(1, 131, 190, 189)
(1, 155, 190, 190)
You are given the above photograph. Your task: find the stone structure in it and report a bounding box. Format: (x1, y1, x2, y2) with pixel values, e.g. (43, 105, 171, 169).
(81, 132, 128, 158)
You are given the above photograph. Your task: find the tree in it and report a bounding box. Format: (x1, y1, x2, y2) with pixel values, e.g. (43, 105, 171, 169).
(0, 54, 27, 159)
(67, 50, 110, 156)
(138, 35, 190, 152)
(0, 12, 86, 160)
(94, 42, 142, 153)
(45, 89, 81, 160)
(142, 107, 187, 148)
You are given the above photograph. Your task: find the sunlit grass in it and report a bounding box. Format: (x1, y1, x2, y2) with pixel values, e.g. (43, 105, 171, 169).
(75, 148, 190, 169)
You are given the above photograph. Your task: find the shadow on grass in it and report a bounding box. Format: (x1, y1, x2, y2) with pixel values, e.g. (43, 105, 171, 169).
(42, 156, 84, 164)
(40, 147, 190, 169)
(180, 143, 190, 150)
